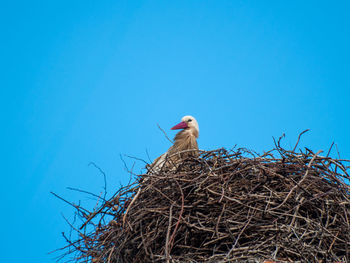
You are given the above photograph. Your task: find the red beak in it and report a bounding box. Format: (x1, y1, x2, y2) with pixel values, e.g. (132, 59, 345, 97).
(171, 121, 188, 130)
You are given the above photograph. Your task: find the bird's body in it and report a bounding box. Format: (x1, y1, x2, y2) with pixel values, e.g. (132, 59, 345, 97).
(150, 115, 199, 172)
(123, 115, 199, 225)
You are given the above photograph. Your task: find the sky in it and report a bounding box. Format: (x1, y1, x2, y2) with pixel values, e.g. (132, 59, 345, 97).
(1, 1, 349, 262)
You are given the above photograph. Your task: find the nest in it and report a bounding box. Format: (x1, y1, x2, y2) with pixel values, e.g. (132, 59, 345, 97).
(55, 139, 350, 263)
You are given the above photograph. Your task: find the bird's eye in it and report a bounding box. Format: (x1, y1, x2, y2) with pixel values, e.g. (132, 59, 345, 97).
(187, 119, 192, 122)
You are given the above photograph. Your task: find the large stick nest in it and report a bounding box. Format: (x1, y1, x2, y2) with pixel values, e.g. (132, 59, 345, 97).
(56, 140, 350, 263)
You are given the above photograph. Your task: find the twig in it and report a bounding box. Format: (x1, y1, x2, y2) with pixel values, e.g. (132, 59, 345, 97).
(165, 204, 174, 262)
(270, 150, 323, 211)
(89, 162, 107, 200)
(292, 129, 310, 152)
(122, 188, 141, 227)
(157, 124, 173, 144)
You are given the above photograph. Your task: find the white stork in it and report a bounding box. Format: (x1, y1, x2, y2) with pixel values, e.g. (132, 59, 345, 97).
(150, 115, 199, 172)
(123, 115, 199, 226)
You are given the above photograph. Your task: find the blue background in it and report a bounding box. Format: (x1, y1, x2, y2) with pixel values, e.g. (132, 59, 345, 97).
(1, 1, 349, 262)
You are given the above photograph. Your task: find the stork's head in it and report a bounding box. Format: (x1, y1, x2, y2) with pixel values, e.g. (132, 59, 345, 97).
(171, 115, 199, 137)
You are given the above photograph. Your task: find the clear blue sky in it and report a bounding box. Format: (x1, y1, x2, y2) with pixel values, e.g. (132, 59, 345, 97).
(1, 1, 349, 262)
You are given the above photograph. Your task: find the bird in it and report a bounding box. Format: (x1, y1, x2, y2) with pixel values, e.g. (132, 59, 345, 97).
(123, 115, 199, 226)
(149, 115, 199, 172)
